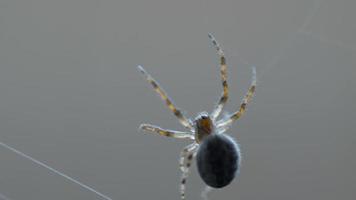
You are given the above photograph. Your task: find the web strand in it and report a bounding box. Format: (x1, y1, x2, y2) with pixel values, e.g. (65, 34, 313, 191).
(0, 141, 113, 200)
(257, 0, 324, 82)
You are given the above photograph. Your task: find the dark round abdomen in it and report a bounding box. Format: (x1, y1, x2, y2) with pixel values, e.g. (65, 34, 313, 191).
(196, 134, 240, 188)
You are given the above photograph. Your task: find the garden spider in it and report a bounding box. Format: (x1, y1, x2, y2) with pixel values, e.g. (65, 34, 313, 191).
(137, 34, 256, 199)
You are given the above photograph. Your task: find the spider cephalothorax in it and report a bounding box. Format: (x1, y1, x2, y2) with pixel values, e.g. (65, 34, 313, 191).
(138, 34, 256, 199)
(195, 112, 214, 143)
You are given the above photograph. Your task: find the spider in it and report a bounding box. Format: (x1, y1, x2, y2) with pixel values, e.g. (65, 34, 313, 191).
(137, 34, 256, 199)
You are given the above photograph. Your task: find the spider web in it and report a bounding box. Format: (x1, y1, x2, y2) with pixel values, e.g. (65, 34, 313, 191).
(256, 0, 323, 81)
(246, 0, 350, 83)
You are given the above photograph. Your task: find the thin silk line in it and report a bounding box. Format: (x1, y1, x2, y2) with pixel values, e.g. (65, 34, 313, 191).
(257, 0, 324, 82)
(0, 141, 113, 200)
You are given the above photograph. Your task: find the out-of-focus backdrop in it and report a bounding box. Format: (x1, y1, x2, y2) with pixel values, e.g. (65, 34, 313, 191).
(0, 0, 355, 199)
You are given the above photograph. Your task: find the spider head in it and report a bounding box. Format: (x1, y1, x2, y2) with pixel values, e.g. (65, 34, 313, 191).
(194, 112, 214, 143)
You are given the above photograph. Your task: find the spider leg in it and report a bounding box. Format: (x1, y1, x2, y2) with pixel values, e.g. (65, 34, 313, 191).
(179, 143, 198, 172)
(137, 65, 194, 131)
(139, 123, 194, 140)
(217, 67, 256, 132)
(208, 34, 229, 121)
(179, 143, 198, 200)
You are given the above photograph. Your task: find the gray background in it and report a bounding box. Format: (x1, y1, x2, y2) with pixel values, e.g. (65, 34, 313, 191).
(0, 0, 355, 199)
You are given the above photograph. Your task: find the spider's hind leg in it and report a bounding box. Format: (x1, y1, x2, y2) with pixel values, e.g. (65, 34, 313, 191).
(179, 143, 198, 199)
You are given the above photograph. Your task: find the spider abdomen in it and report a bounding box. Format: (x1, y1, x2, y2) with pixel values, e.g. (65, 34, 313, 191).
(196, 134, 240, 188)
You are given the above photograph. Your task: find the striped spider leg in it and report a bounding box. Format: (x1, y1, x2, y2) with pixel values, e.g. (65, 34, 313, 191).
(179, 143, 199, 199)
(137, 65, 197, 199)
(209, 33, 229, 122)
(140, 123, 198, 199)
(216, 67, 257, 133)
(137, 65, 194, 132)
(140, 124, 194, 140)
(209, 33, 256, 131)
(140, 121, 198, 200)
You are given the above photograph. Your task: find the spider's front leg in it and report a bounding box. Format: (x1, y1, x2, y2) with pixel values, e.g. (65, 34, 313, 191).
(139, 124, 194, 140)
(179, 143, 198, 200)
(209, 34, 229, 121)
(217, 67, 256, 132)
(137, 65, 194, 132)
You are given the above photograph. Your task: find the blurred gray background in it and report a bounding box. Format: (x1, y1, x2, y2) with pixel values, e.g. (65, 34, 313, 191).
(0, 0, 355, 199)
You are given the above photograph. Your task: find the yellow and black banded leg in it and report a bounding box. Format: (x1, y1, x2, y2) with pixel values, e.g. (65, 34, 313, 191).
(179, 143, 198, 200)
(139, 124, 194, 140)
(217, 67, 256, 131)
(179, 143, 198, 172)
(137, 65, 194, 131)
(208, 34, 229, 121)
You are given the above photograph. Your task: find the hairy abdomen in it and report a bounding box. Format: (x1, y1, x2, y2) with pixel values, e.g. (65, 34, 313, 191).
(196, 134, 240, 188)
